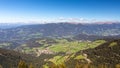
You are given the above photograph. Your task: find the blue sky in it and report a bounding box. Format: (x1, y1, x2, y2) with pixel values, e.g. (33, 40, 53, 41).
(0, 0, 120, 23)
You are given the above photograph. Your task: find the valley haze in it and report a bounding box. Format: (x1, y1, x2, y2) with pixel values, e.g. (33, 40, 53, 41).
(0, 0, 120, 68)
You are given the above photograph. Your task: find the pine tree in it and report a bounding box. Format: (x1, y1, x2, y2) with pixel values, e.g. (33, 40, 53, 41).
(59, 63, 66, 68)
(29, 63, 34, 68)
(0, 65, 2, 68)
(115, 64, 120, 68)
(18, 60, 28, 68)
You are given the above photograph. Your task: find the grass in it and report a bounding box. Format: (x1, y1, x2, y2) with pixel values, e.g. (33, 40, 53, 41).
(19, 39, 106, 57)
(74, 55, 85, 60)
(49, 55, 69, 65)
(109, 42, 117, 47)
(49, 40, 106, 53)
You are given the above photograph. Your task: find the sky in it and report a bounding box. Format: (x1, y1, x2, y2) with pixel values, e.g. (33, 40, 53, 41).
(0, 0, 120, 23)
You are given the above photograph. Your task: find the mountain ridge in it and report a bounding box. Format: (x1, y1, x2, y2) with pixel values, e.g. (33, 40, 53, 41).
(0, 23, 120, 40)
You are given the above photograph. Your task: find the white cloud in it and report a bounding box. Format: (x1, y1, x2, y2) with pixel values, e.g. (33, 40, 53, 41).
(0, 17, 119, 24)
(52, 17, 93, 24)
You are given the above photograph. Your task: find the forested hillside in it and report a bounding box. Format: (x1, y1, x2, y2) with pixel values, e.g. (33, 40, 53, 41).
(1, 39, 120, 68)
(0, 23, 120, 68)
(0, 23, 120, 42)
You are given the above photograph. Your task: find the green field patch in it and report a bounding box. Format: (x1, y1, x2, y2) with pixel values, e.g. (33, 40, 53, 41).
(109, 42, 117, 47)
(49, 56, 68, 65)
(74, 55, 85, 60)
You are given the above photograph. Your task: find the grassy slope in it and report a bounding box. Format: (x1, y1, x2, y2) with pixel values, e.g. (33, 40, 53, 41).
(1, 38, 120, 68)
(20, 38, 106, 55)
(43, 39, 120, 68)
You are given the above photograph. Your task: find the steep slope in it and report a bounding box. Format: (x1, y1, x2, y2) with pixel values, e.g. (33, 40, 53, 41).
(39, 39, 120, 68)
(76, 39, 120, 64)
(0, 48, 34, 68)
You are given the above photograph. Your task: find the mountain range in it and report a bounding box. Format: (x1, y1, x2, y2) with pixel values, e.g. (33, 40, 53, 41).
(0, 22, 120, 68)
(0, 22, 120, 42)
